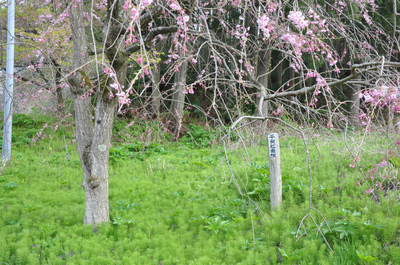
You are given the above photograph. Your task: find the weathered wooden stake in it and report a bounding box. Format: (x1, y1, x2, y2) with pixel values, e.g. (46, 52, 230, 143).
(268, 133, 282, 210)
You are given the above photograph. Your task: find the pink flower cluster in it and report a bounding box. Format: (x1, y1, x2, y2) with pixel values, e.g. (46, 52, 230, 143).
(170, 2, 180, 11)
(123, 0, 153, 25)
(169, 1, 190, 31)
(142, 0, 153, 6)
(272, 106, 283, 116)
(356, 113, 371, 132)
(183, 86, 195, 94)
(349, 156, 361, 169)
(309, 75, 330, 106)
(32, 123, 48, 142)
(281, 34, 306, 64)
(365, 189, 374, 194)
(361, 84, 399, 112)
(116, 91, 131, 105)
(257, 15, 274, 39)
(377, 159, 388, 168)
(281, 34, 297, 45)
(353, 0, 378, 10)
(363, 12, 372, 25)
(288, 11, 310, 29)
(354, 149, 399, 195)
(104, 66, 131, 105)
(123, 1, 138, 20)
(103, 67, 116, 78)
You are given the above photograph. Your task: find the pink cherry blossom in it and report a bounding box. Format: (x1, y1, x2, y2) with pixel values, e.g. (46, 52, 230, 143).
(377, 160, 388, 168)
(257, 15, 274, 38)
(365, 189, 374, 194)
(288, 11, 310, 29)
(281, 34, 297, 45)
(110, 82, 119, 90)
(170, 2, 180, 11)
(130, 7, 138, 20)
(116, 91, 125, 97)
(142, 0, 153, 7)
(123, 0, 133, 12)
(364, 94, 373, 103)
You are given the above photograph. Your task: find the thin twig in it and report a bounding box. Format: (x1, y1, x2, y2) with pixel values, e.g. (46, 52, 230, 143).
(148, 221, 158, 240)
(343, 120, 377, 201)
(195, 163, 221, 196)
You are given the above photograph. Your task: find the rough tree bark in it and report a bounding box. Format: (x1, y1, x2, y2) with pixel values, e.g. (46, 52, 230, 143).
(53, 61, 65, 118)
(166, 3, 194, 138)
(350, 75, 361, 126)
(276, 53, 283, 88)
(167, 54, 188, 138)
(68, 0, 178, 227)
(255, 47, 271, 116)
(151, 41, 163, 116)
(68, 1, 124, 227)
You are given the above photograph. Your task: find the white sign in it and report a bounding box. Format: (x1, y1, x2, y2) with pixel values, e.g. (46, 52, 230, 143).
(268, 134, 277, 158)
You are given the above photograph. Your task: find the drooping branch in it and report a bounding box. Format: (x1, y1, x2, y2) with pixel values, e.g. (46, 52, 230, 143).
(136, 5, 164, 31)
(124, 26, 179, 56)
(14, 74, 48, 88)
(67, 1, 89, 95)
(263, 60, 400, 100)
(88, 4, 165, 56)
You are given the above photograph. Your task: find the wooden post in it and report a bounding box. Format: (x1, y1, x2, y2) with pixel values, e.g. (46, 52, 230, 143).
(268, 133, 282, 210)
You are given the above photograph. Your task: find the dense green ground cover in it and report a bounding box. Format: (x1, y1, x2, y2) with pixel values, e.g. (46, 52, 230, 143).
(1, 116, 400, 264)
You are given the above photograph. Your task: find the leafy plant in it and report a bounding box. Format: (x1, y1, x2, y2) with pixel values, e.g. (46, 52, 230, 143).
(356, 250, 377, 264)
(204, 216, 230, 234)
(278, 247, 304, 262)
(109, 141, 168, 163)
(112, 200, 140, 211)
(4, 182, 18, 190)
(41, 223, 57, 239)
(180, 124, 217, 148)
(112, 217, 135, 233)
(248, 162, 306, 201)
(206, 205, 246, 220)
(24, 205, 43, 213)
(242, 237, 266, 251)
(324, 219, 358, 239)
(319, 208, 382, 240)
(250, 162, 270, 177)
(205, 152, 224, 165)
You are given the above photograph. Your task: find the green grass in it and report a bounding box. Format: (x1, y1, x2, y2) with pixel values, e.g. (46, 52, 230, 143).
(0, 124, 400, 264)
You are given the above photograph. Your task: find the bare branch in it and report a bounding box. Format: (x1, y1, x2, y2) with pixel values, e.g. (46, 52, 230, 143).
(124, 26, 179, 56)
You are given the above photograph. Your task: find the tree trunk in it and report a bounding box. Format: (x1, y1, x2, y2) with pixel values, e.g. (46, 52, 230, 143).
(68, 0, 123, 227)
(54, 64, 65, 118)
(167, 56, 188, 139)
(255, 47, 271, 116)
(0, 27, 3, 68)
(82, 95, 116, 225)
(277, 53, 283, 88)
(289, 63, 295, 87)
(151, 41, 163, 116)
(350, 75, 361, 126)
(67, 0, 176, 227)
